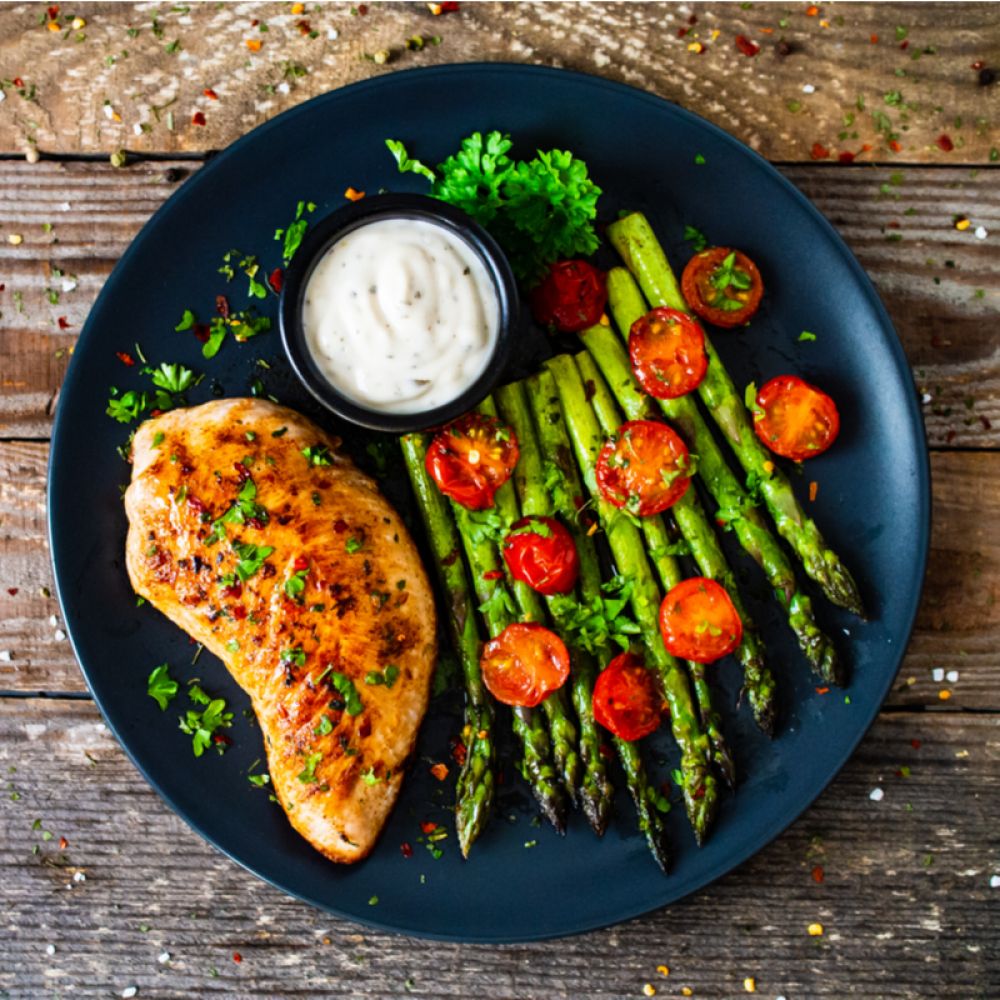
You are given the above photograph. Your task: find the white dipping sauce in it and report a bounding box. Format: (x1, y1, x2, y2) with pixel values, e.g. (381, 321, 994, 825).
(302, 217, 500, 414)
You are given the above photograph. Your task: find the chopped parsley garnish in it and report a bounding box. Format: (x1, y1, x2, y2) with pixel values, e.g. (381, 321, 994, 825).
(798, 330, 818, 342)
(174, 308, 196, 331)
(204, 476, 268, 546)
(147, 362, 198, 394)
(365, 664, 400, 688)
(314, 714, 333, 736)
(345, 537, 363, 554)
(232, 540, 274, 581)
(297, 751, 323, 784)
(361, 767, 381, 786)
(106, 388, 149, 423)
(274, 199, 317, 265)
(152, 431, 165, 448)
(708, 251, 753, 311)
(683, 224, 709, 252)
(248, 772, 271, 787)
(281, 646, 306, 667)
(465, 507, 509, 545)
(549, 576, 642, 654)
(284, 565, 309, 602)
(147, 663, 178, 710)
(301, 443, 333, 466)
(478, 583, 517, 621)
(329, 672, 363, 715)
(179, 691, 234, 757)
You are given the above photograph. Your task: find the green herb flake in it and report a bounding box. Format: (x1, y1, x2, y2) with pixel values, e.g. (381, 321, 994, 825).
(147, 663, 178, 710)
(330, 672, 363, 715)
(798, 330, 817, 342)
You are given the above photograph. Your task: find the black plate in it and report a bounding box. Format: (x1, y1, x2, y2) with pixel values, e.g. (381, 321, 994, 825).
(48, 65, 930, 943)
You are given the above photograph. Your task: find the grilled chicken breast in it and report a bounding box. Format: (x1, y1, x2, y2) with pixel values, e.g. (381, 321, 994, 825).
(124, 398, 437, 863)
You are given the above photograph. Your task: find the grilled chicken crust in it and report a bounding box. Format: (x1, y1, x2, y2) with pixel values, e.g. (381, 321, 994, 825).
(124, 398, 437, 863)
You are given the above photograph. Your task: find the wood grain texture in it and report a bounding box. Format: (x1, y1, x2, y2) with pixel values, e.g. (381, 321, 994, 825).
(3, 442, 997, 712)
(1, 160, 997, 444)
(0, 2, 998, 162)
(0, 699, 996, 999)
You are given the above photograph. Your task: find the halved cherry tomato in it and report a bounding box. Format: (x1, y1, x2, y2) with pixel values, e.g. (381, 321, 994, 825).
(479, 622, 570, 707)
(681, 246, 764, 328)
(629, 308, 708, 399)
(502, 516, 579, 596)
(752, 375, 840, 461)
(530, 260, 608, 333)
(425, 413, 519, 510)
(595, 419, 692, 516)
(659, 577, 743, 664)
(592, 652, 664, 742)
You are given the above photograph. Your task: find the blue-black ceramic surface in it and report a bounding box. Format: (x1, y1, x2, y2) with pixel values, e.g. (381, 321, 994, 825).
(279, 192, 519, 433)
(48, 65, 929, 943)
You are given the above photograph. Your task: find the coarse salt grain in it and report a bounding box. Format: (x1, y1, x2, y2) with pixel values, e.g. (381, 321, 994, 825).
(932, 667, 944, 682)
(921, 393, 932, 404)
(989, 875, 1000, 888)
(121, 989, 137, 999)
(870, 787, 884, 802)
(0, 650, 12, 661)
(974, 226, 988, 239)
(327, 27, 339, 39)
(54, 629, 66, 641)
(277, 82, 291, 95)
(49, 615, 59, 627)
(157, 951, 170, 964)
(73, 871, 86, 882)
(61, 278, 78, 293)
(8, 234, 23, 245)
(802, 83, 816, 93)
(45, 944, 55, 955)
(946, 670, 959, 683)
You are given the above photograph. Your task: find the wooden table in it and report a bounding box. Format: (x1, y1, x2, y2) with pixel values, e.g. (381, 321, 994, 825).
(1, 3, 997, 997)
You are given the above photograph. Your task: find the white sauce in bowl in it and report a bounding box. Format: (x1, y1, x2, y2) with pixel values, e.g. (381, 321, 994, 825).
(302, 217, 500, 414)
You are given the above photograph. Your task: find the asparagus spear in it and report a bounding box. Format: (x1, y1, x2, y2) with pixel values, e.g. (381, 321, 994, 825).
(527, 368, 671, 870)
(496, 379, 614, 836)
(607, 212, 865, 619)
(401, 434, 495, 857)
(575, 343, 777, 735)
(477, 397, 582, 807)
(593, 270, 842, 685)
(545, 353, 718, 844)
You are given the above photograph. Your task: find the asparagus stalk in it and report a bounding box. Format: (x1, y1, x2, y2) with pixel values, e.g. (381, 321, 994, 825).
(595, 270, 842, 685)
(545, 353, 718, 844)
(400, 434, 495, 857)
(575, 343, 777, 735)
(607, 212, 865, 619)
(496, 379, 614, 836)
(477, 397, 582, 807)
(527, 368, 671, 870)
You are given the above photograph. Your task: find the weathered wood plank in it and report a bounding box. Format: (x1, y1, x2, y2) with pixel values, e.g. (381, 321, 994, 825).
(1, 160, 997, 444)
(3, 442, 997, 711)
(0, 2, 998, 163)
(0, 700, 995, 998)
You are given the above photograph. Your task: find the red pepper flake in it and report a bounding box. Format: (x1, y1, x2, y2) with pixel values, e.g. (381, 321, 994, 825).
(0, 284, 5, 291)
(838, 151, 856, 164)
(482, 569, 504, 581)
(150, 409, 163, 418)
(810, 142, 831, 160)
(333, 519, 349, 534)
(899, 39, 909, 50)
(971, 60, 984, 71)
(815, 686, 830, 695)
(59, 836, 68, 849)
(12, 77, 23, 89)
(116, 351, 135, 367)
(293, 556, 309, 572)
(216, 294, 230, 318)
(936, 134, 954, 152)
(429, 762, 449, 781)
(250, 18, 259, 26)
(246, 38, 262, 52)
(203, 88, 219, 100)
(232, 952, 242, 964)
(735, 35, 760, 57)
(420, 820, 438, 834)
(57, 316, 70, 329)
(809, 480, 819, 501)
(231, 604, 247, 620)
(400, 841, 413, 858)
(677, 26, 688, 38)
(911, 738, 922, 749)
(268, 267, 284, 293)
(861, 143, 873, 152)
(812, 865, 825, 883)
(191, 111, 206, 127)
(213, 732, 232, 746)
(357, 2, 369, 12)
(870, 33, 878, 44)
(344, 186, 365, 202)
(296, 18, 312, 35)
(7, 587, 18, 596)
(47, 5, 59, 18)
(222, 582, 243, 600)
(889, 140, 902, 152)
(193, 323, 210, 343)
(806, 4, 819, 15)
(688, 13, 697, 24)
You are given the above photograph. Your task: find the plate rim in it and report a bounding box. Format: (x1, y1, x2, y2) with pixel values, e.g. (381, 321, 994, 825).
(47, 61, 932, 943)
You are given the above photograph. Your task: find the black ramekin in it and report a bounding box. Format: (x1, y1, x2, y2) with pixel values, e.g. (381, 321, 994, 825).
(279, 192, 519, 433)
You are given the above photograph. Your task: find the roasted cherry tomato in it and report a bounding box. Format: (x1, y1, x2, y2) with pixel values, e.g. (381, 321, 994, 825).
(595, 419, 692, 516)
(752, 375, 840, 461)
(629, 307, 708, 399)
(681, 246, 764, 328)
(425, 413, 519, 510)
(592, 651, 664, 742)
(502, 516, 579, 596)
(659, 577, 743, 664)
(530, 260, 608, 333)
(479, 622, 571, 708)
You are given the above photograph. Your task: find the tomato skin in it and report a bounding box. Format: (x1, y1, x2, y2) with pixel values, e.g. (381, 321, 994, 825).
(530, 260, 608, 333)
(479, 623, 571, 708)
(502, 516, 579, 596)
(595, 419, 692, 516)
(629, 308, 708, 399)
(425, 413, 520, 510)
(592, 652, 664, 742)
(681, 246, 764, 328)
(753, 375, 840, 461)
(659, 577, 743, 664)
